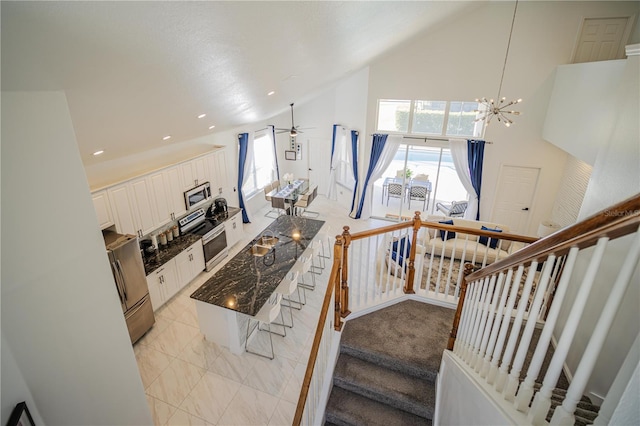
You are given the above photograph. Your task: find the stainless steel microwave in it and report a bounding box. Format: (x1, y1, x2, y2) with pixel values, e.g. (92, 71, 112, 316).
(184, 182, 212, 210)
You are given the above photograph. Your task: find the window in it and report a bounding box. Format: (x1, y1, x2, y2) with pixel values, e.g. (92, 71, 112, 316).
(242, 131, 277, 198)
(335, 132, 355, 189)
(376, 99, 484, 138)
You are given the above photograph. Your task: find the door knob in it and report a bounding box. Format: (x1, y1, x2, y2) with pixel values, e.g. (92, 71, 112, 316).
(522, 207, 529, 211)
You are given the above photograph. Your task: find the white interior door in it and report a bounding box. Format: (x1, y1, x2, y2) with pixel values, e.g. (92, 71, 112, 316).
(573, 17, 630, 63)
(492, 165, 540, 234)
(306, 137, 329, 195)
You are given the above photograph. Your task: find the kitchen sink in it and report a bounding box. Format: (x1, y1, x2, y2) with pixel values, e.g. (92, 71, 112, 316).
(247, 245, 272, 257)
(254, 236, 279, 248)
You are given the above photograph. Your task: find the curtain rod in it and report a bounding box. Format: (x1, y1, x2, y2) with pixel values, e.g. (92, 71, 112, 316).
(368, 134, 492, 143)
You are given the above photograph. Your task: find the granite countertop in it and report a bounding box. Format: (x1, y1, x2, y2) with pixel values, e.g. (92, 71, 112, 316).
(143, 233, 201, 275)
(190, 215, 326, 316)
(143, 206, 242, 276)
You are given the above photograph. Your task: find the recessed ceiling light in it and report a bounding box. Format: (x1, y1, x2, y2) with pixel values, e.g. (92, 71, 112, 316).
(267, 91, 275, 96)
(162, 135, 171, 141)
(208, 125, 216, 130)
(197, 113, 206, 119)
(93, 150, 104, 156)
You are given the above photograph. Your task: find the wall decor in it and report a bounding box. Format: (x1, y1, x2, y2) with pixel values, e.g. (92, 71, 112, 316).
(7, 402, 35, 426)
(285, 150, 296, 160)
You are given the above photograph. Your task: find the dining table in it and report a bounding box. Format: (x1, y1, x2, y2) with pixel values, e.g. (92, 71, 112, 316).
(268, 179, 309, 215)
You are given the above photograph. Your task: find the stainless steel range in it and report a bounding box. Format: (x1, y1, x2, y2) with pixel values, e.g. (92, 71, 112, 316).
(179, 208, 228, 271)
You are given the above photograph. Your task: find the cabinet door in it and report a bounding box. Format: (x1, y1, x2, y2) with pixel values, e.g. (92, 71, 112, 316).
(214, 150, 229, 195)
(146, 270, 164, 311)
(130, 178, 157, 236)
(190, 240, 205, 272)
(175, 241, 204, 288)
(108, 184, 138, 235)
(226, 214, 243, 247)
(148, 172, 172, 227)
(92, 190, 114, 230)
(194, 157, 208, 185)
(161, 260, 180, 301)
(181, 161, 197, 190)
(165, 166, 187, 219)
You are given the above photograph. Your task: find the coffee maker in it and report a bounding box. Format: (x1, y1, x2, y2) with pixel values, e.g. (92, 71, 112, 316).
(213, 197, 228, 214)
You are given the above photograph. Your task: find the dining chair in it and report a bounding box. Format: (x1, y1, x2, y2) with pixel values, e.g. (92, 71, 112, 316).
(386, 182, 404, 205)
(263, 183, 279, 218)
(271, 196, 288, 216)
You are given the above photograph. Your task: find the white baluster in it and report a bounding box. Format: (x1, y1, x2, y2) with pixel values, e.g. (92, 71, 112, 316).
(462, 280, 483, 361)
(505, 256, 556, 402)
(516, 249, 578, 412)
(472, 274, 498, 370)
(551, 231, 640, 425)
(495, 261, 539, 393)
(475, 272, 505, 372)
(487, 266, 525, 385)
(481, 269, 513, 378)
(529, 237, 609, 426)
(465, 277, 490, 363)
(454, 280, 476, 355)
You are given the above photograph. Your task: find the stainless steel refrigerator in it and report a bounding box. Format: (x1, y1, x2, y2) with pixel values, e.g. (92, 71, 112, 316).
(103, 230, 155, 344)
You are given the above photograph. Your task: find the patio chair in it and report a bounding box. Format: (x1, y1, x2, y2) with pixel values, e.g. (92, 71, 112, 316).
(436, 200, 468, 217)
(386, 182, 404, 205)
(408, 183, 428, 210)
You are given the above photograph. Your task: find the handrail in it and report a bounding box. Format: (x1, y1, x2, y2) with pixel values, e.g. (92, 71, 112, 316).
(292, 234, 344, 425)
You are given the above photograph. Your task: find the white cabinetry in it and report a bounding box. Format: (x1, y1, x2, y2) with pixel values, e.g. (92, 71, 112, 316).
(92, 190, 114, 230)
(107, 183, 139, 236)
(148, 171, 173, 228)
(207, 150, 229, 196)
(128, 177, 158, 236)
(181, 156, 208, 190)
(225, 212, 243, 247)
(165, 166, 187, 219)
(146, 260, 179, 311)
(175, 240, 205, 287)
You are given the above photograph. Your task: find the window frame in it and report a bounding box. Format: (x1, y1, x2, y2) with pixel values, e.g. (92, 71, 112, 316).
(242, 130, 277, 199)
(375, 99, 485, 138)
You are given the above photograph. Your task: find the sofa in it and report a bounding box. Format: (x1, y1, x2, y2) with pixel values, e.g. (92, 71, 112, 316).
(374, 232, 426, 292)
(421, 215, 514, 264)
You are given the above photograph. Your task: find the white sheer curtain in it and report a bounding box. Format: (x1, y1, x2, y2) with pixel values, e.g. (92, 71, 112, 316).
(328, 125, 346, 201)
(356, 134, 402, 219)
(449, 138, 477, 220)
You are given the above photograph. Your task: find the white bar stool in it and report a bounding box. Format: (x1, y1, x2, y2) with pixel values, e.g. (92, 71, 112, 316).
(274, 270, 301, 328)
(310, 240, 324, 274)
(296, 254, 316, 291)
(245, 293, 285, 359)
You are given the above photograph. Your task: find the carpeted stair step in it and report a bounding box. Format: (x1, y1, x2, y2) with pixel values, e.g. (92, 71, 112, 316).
(325, 386, 432, 426)
(339, 300, 455, 382)
(333, 353, 436, 419)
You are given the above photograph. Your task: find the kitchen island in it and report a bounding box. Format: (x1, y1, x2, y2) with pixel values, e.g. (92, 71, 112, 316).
(190, 215, 325, 353)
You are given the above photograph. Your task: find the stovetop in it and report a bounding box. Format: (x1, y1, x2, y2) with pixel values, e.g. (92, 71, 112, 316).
(188, 218, 221, 236)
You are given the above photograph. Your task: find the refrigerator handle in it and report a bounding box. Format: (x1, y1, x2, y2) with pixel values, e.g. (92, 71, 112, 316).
(111, 261, 125, 304)
(115, 260, 128, 301)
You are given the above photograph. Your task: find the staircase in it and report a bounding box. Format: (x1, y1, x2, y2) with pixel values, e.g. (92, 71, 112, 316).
(324, 300, 454, 425)
(323, 300, 601, 426)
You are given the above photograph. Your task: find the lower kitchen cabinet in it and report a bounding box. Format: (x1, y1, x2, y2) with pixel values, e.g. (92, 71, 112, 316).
(175, 240, 205, 288)
(146, 260, 179, 311)
(225, 212, 243, 248)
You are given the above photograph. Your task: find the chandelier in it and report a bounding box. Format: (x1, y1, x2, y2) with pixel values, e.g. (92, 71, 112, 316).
(475, 0, 522, 127)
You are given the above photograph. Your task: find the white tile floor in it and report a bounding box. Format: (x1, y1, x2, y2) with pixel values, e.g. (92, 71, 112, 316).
(134, 195, 387, 425)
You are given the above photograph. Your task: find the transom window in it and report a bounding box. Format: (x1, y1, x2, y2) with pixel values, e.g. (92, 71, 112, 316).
(376, 99, 484, 138)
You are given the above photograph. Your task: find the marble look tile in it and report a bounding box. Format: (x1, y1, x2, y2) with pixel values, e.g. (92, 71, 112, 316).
(146, 394, 176, 426)
(148, 320, 201, 357)
(157, 294, 191, 322)
(179, 371, 241, 424)
(207, 349, 257, 383)
(167, 409, 212, 426)
(136, 315, 172, 347)
(177, 335, 222, 370)
(243, 354, 296, 397)
(269, 399, 297, 426)
(217, 385, 279, 426)
(146, 358, 205, 407)
(281, 361, 307, 404)
(175, 299, 199, 328)
(134, 344, 174, 389)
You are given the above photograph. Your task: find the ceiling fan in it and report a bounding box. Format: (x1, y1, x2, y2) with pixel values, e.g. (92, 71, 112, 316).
(276, 103, 309, 137)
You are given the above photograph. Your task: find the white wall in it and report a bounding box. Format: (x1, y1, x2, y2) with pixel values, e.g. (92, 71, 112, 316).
(365, 1, 640, 235)
(550, 155, 592, 228)
(1, 91, 152, 425)
(554, 51, 639, 401)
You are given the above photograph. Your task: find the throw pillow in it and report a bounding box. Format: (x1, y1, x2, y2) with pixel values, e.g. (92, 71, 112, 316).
(478, 225, 502, 249)
(438, 220, 455, 240)
(390, 236, 411, 272)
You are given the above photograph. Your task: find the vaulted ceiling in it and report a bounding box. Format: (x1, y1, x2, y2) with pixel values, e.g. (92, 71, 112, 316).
(2, 1, 477, 164)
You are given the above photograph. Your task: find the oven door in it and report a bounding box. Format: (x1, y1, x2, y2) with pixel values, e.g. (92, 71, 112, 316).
(202, 224, 228, 271)
(184, 182, 211, 210)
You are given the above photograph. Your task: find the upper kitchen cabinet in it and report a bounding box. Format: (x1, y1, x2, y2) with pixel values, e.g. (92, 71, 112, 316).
(206, 150, 229, 197)
(147, 171, 174, 227)
(107, 183, 140, 236)
(164, 166, 187, 219)
(181, 156, 208, 191)
(92, 190, 114, 230)
(128, 177, 158, 236)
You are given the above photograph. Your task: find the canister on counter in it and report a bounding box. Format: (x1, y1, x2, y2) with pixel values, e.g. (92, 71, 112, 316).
(159, 232, 167, 246)
(166, 229, 173, 242)
(172, 225, 179, 238)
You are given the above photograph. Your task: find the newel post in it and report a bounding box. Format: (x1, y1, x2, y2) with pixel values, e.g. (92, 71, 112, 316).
(333, 235, 344, 331)
(447, 263, 477, 350)
(403, 211, 422, 294)
(340, 226, 352, 318)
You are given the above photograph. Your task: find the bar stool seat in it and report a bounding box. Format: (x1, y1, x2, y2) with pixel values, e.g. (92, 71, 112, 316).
(274, 270, 301, 328)
(245, 293, 285, 359)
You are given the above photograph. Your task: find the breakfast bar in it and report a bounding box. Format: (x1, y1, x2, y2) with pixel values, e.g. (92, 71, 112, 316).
(190, 215, 325, 353)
